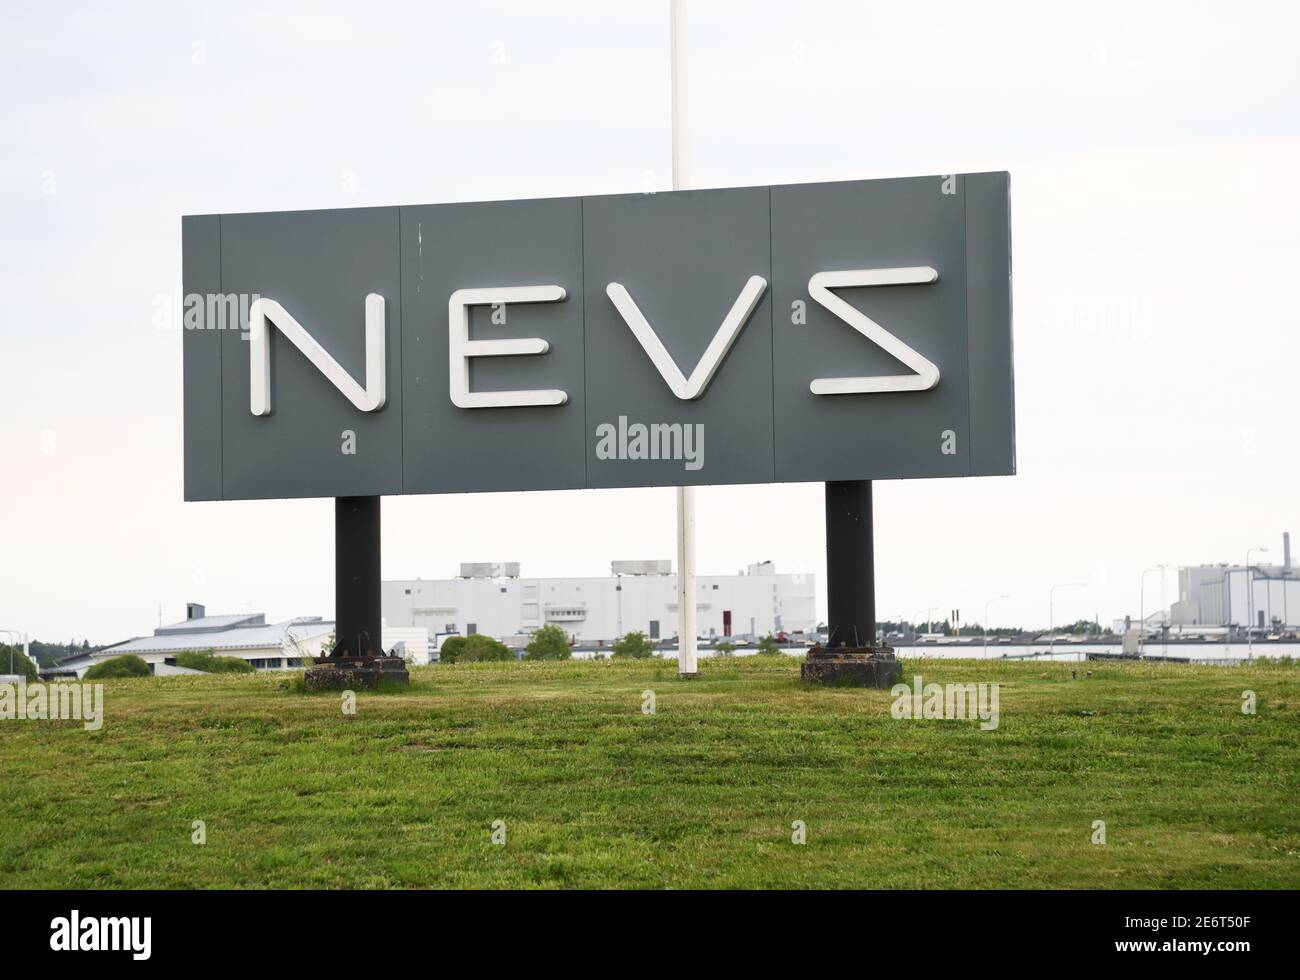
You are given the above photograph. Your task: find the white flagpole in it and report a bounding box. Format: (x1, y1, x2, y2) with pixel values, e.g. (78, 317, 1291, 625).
(671, 0, 698, 678)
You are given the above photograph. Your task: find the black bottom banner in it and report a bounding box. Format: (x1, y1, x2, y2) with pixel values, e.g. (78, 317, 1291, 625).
(0, 888, 1287, 967)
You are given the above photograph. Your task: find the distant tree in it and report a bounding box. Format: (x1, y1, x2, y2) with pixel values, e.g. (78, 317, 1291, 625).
(1062, 619, 1103, 636)
(0, 645, 38, 681)
(612, 631, 654, 659)
(713, 641, 736, 658)
(981, 626, 1022, 638)
(755, 635, 781, 656)
(176, 650, 256, 674)
(24, 642, 61, 668)
(21, 638, 105, 668)
(84, 655, 151, 679)
(904, 619, 952, 636)
(525, 625, 571, 661)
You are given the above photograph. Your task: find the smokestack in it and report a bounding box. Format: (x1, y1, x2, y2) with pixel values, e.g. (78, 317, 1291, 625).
(1285, 532, 1293, 573)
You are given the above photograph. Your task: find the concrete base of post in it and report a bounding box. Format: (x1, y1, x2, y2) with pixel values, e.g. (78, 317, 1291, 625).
(800, 644, 901, 689)
(304, 655, 409, 691)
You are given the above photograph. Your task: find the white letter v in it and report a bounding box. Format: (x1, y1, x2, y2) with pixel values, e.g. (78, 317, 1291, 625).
(606, 275, 767, 400)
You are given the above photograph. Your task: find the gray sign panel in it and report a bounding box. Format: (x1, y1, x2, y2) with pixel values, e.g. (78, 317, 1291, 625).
(401, 197, 589, 494)
(582, 185, 775, 488)
(182, 172, 1013, 501)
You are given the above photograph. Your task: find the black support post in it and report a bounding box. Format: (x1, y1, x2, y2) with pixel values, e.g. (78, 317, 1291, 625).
(802, 479, 895, 686)
(334, 495, 382, 659)
(825, 480, 875, 649)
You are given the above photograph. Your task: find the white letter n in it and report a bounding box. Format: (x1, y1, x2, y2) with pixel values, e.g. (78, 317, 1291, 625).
(249, 295, 386, 416)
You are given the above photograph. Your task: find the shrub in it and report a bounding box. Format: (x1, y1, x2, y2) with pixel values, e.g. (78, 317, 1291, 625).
(462, 634, 514, 662)
(437, 635, 467, 663)
(176, 651, 256, 674)
(755, 635, 781, 656)
(441, 634, 513, 663)
(612, 631, 654, 659)
(713, 641, 736, 658)
(525, 625, 572, 661)
(0, 646, 38, 681)
(84, 655, 151, 679)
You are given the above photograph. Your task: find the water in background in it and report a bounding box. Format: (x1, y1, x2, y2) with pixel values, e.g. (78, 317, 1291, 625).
(573, 642, 1300, 665)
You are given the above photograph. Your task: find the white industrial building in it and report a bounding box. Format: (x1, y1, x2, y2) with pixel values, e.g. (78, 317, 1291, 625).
(382, 560, 817, 650)
(61, 559, 816, 675)
(58, 604, 338, 677)
(64, 603, 435, 675)
(1170, 533, 1299, 631)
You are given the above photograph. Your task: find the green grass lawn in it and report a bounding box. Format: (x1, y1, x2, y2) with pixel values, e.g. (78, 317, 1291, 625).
(2, 656, 1298, 888)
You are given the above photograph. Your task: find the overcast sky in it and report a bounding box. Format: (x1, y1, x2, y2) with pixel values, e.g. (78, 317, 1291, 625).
(1, 0, 1297, 644)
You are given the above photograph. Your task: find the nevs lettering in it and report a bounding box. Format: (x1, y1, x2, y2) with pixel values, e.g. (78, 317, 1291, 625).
(240, 265, 942, 417)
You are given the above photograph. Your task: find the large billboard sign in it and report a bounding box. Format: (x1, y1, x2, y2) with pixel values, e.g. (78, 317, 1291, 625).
(182, 172, 1013, 501)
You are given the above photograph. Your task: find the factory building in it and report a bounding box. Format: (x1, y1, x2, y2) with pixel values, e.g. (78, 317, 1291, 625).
(382, 560, 817, 650)
(60, 604, 337, 676)
(1170, 533, 1299, 630)
(63, 604, 428, 675)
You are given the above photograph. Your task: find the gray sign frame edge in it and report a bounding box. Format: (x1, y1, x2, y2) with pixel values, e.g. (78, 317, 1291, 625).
(181, 214, 223, 501)
(964, 171, 1015, 477)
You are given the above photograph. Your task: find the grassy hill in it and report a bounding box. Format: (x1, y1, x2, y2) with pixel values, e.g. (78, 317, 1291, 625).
(2, 656, 1297, 888)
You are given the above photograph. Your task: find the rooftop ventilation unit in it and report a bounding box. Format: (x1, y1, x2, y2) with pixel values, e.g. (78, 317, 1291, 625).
(611, 560, 672, 576)
(458, 562, 520, 579)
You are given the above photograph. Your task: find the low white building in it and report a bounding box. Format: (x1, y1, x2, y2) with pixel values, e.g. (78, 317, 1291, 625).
(383, 560, 817, 648)
(66, 603, 336, 676)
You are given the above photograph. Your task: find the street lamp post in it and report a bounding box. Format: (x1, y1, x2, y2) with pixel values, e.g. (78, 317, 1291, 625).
(1218, 564, 1231, 655)
(913, 608, 936, 643)
(1139, 565, 1167, 659)
(0, 629, 22, 676)
(1246, 547, 1268, 660)
(1049, 583, 1085, 660)
(1161, 567, 1169, 656)
(984, 595, 1009, 657)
